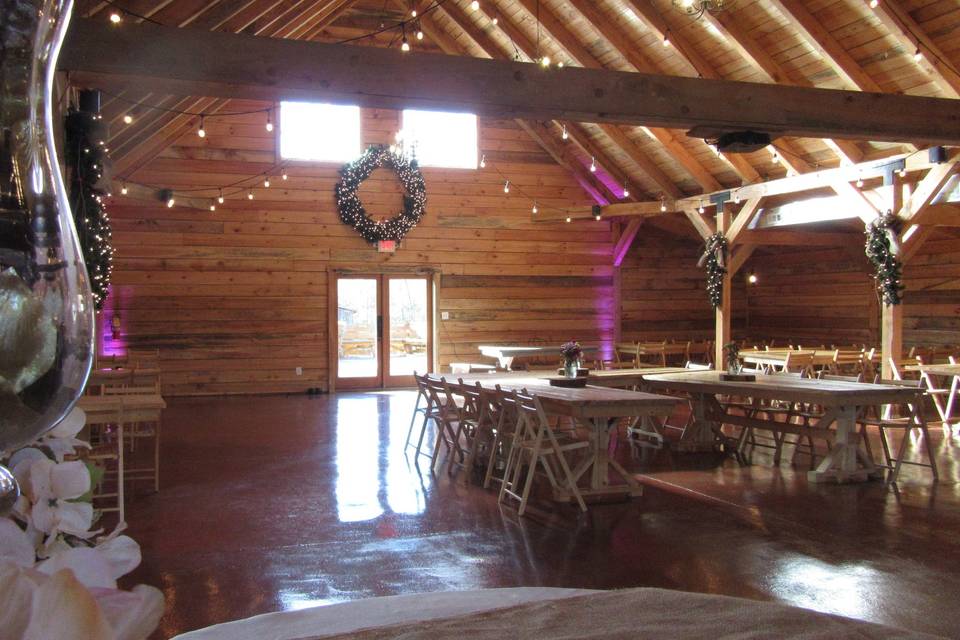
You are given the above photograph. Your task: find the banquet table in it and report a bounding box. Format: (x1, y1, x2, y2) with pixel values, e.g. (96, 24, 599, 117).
(642, 371, 922, 483)
(172, 587, 946, 640)
(740, 350, 837, 372)
(904, 363, 960, 426)
(432, 373, 678, 500)
(477, 345, 598, 370)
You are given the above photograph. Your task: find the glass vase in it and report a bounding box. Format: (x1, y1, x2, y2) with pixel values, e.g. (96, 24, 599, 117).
(0, 0, 92, 508)
(564, 358, 580, 378)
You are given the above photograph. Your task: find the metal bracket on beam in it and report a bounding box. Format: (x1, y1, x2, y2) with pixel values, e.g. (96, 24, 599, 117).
(930, 146, 947, 164)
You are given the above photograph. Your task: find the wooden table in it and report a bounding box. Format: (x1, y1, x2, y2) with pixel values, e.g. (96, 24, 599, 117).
(433, 373, 678, 501)
(905, 363, 960, 426)
(477, 345, 598, 371)
(77, 394, 167, 521)
(643, 371, 922, 483)
(740, 350, 837, 372)
(87, 367, 162, 388)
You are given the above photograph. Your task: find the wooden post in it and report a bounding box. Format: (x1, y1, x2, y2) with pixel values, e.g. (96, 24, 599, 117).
(880, 171, 903, 380)
(715, 206, 732, 369)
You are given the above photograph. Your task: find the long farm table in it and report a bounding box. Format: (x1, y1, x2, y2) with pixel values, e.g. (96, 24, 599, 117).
(642, 371, 922, 483)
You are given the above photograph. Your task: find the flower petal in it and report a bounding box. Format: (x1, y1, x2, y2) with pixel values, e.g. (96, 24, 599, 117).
(50, 460, 91, 500)
(0, 562, 39, 638)
(0, 520, 36, 567)
(94, 584, 165, 640)
(54, 501, 95, 538)
(96, 535, 141, 580)
(26, 458, 54, 503)
(49, 407, 86, 439)
(37, 547, 116, 589)
(23, 568, 113, 640)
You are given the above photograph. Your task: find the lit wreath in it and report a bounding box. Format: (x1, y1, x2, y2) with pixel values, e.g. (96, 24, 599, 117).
(334, 145, 427, 244)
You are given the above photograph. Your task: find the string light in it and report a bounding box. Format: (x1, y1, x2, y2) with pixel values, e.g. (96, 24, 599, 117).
(123, 114, 133, 124)
(197, 116, 206, 138)
(109, 11, 121, 24)
(264, 176, 271, 187)
(266, 111, 274, 132)
(470, 1, 479, 10)
(248, 190, 254, 200)
(532, 202, 538, 214)
(771, 150, 779, 164)
(734, 189, 740, 204)
(401, 24, 411, 52)
(416, 26, 424, 40)
(623, 184, 630, 198)
(898, 167, 907, 178)
(166, 195, 175, 208)
(747, 271, 758, 284)
(557, 61, 564, 68)
(660, 197, 667, 212)
(218, 189, 224, 204)
(594, 211, 602, 221)
(503, 180, 510, 193)
(565, 216, 572, 223)
(540, 55, 551, 67)
(869, 0, 878, 7)
(282, 172, 288, 180)
(590, 157, 596, 172)
(663, 30, 671, 47)
(914, 48, 923, 62)
(856, 172, 864, 188)
(492, 16, 498, 25)
(698, 200, 705, 214)
(210, 203, 216, 211)
(561, 124, 568, 140)
(479, 154, 486, 168)
(120, 183, 128, 195)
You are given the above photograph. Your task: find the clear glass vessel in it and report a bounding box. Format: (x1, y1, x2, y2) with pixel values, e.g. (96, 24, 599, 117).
(0, 0, 92, 462)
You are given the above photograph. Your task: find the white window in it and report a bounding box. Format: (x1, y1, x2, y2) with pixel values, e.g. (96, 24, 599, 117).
(279, 101, 361, 163)
(401, 109, 477, 169)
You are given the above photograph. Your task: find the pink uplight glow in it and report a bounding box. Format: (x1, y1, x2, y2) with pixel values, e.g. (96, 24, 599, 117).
(98, 289, 128, 358)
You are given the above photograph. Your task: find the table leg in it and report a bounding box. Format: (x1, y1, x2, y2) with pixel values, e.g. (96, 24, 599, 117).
(501, 356, 513, 371)
(675, 394, 718, 452)
(807, 406, 878, 483)
(945, 375, 959, 426)
(922, 371, 949, 424)
(117, 422, 125, 523)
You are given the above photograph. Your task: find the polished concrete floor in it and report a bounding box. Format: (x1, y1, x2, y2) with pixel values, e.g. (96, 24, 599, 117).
(122, 392, 960, 638)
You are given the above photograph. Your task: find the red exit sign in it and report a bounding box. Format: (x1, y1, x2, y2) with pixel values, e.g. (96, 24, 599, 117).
(377, 240, 397, 253)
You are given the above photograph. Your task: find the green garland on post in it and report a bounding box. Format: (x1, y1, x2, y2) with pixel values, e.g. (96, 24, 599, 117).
(334, 145, 426, 244)
(865, 213, 905, 305)
(699, 232, 728, 308)
(64, 108, 113, 310)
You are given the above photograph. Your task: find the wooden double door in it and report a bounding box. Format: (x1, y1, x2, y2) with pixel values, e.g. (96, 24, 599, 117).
(333, 274, 433, 390)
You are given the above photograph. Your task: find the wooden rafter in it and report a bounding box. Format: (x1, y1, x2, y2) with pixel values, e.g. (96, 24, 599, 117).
(869, 0, 960, 99)
(62, 19, 960, 145)
(613, 219, 643, 266)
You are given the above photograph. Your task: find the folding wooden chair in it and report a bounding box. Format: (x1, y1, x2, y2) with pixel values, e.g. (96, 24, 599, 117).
(859, 378, 938, 483)
(498, 391, 588, 516)
(426, 377, 466, 474)
(405, 372, 436, 458)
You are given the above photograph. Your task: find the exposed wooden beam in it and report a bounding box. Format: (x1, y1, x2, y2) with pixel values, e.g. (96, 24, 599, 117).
(683, 208, 716, 240)
(715, 206, 732, 369)
(725, 197, 763, 245)
(766, 0, 884, 93)
(60, 19, 960, 145)
(870, 0, 960, 99)
(901, 226, 937, 262)
(900, 163, 959, 224)
(613, 219, 643, 267)
(736, 229, 857, 247)
(729, 245, 755, 276)
(915, 203, 960, 226)
(619, 0, 718, 80)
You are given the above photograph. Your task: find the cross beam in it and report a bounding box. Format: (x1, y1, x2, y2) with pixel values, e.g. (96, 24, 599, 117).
(60, 19, 960, 145)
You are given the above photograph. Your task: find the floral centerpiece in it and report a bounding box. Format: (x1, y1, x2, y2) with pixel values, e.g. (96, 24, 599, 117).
(723, 342, 741, 375)
(560, 341, 583, 378)
(0, 408, 163, 639)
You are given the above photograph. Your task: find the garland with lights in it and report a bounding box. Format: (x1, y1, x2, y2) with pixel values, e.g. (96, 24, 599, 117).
(334, 145, 426, 244)
(698, 232, 727, 308)
(865, 212, 905, 306)
(65, 108, 113, 309)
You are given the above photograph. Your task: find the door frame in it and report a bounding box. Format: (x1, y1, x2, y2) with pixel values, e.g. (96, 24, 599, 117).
(328, 269, 436, 392)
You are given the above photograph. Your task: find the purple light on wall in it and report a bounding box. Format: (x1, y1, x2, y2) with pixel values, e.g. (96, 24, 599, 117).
(99, 286, 128, 357)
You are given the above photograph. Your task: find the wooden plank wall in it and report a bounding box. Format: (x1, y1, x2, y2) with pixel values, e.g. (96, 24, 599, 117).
(102, 102, 611, 395)
(619, 227, 747, 343)
(741, 230, 960, 349)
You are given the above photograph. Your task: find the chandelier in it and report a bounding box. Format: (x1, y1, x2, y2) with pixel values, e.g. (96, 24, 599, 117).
(672, 0, 735, 19)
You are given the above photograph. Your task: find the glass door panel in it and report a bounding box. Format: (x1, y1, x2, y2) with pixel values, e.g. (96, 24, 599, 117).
(387, 278, 429, 379)
(337, 278, 380, 388)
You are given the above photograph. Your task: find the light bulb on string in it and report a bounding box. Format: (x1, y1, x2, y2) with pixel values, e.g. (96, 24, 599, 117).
(565, 217, 572, 223)
(123, 114, 133, 124)
(416, 22, 424, 40)
(266, 111, 274, 132)
(540, 55, 551, 67)
(120, 183, 128, 196)
(166, 196, 175, 208)
(401, 28, 411, 52)
(660, 197, 667, 212)
(623, 184, 630, 198)
(532, 202, 538, 214)
(492, 16, 498, 25)
(470, 0, 479, 10)
(898, 167, 907, 178)
(503, 180, 510, 194)
(663, 30, 671, 47)
(561, 124, 568, 140)
(282, 172, 288, 180)
(869, 0, 878, 7)
(109, 11, 121, 24)
(734, 189, 740, 204)
(210, 203, 216, 212)
(771, 149, 779, 164)
(594, 211, 602, 221)
(747, 271, 758, 284)
(914, 48, 923, 62)
(856, 172, 864, 188)
(218, 189, 224, 204)
(248, 190, 254, 200)
(197, 116, 206, 138)
(479, 154, 486, 168)
(264, 176, 271, 188)
(698, 200, 705, 214)
(590, 157, 596, 172)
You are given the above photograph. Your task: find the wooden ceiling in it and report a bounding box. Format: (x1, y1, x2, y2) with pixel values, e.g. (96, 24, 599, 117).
(74, 0, 960, 202)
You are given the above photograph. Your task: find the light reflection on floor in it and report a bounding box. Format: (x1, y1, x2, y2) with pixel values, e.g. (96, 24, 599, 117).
(770, 557, 881, 620)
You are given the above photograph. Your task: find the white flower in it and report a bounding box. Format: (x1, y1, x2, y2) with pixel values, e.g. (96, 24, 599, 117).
(0, 562, 164, 640)
(24, 458, 93, 538)
(37, 534, 142, 589)
(0, 519, 35, 567)
(42, 408, 90, 461)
